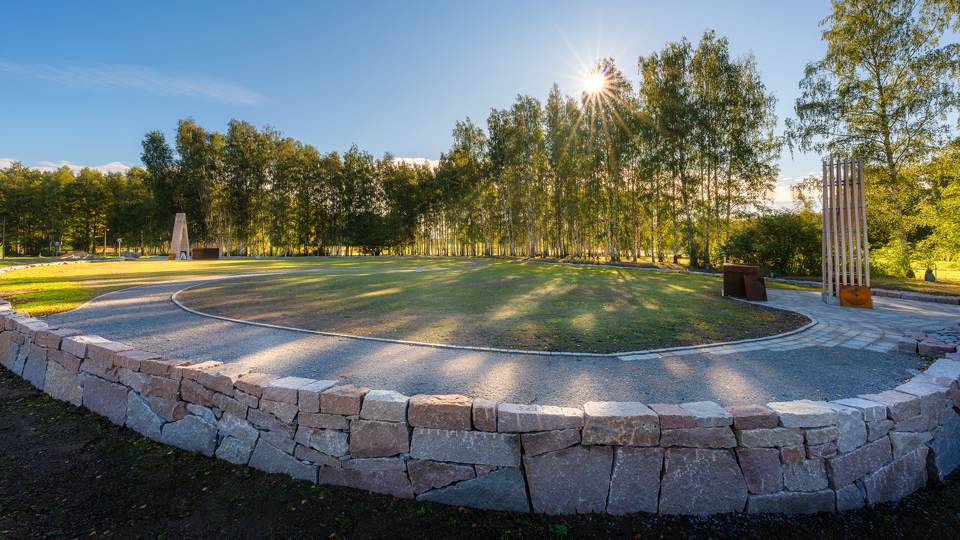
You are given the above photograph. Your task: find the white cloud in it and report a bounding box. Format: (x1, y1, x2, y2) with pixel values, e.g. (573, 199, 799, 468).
(0, 60, 266, 106)
(395, 157, 439, 169)
(2, 158, 131, 174)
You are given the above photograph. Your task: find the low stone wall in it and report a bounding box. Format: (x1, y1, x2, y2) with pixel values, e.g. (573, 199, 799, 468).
(2, 303, 960, 516)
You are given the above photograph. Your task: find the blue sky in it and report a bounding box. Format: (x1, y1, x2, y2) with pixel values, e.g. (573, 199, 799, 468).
(1, 0, 839, 204)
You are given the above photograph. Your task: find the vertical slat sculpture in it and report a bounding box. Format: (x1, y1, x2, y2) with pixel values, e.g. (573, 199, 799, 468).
(169, 213, 190, 260)
(822, 158, 871, 308)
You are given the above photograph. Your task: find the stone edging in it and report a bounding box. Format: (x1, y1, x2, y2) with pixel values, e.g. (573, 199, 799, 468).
(2, 300, 959, 516)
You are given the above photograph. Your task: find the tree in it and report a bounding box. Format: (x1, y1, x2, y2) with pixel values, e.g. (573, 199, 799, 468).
(786, 0, 959, 269)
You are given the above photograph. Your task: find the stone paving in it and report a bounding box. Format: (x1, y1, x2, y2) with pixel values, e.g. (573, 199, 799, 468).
(618, 289, 960, 361)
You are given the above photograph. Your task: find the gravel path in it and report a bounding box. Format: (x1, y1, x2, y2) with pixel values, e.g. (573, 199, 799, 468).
(42, 268, 951, 408)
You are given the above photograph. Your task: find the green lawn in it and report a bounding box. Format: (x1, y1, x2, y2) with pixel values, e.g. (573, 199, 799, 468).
(0, 257, 463, 317)
(178, 261, 807, 353)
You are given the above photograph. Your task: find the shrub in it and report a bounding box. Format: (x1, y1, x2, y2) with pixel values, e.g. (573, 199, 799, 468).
(721, 210, 822, 276)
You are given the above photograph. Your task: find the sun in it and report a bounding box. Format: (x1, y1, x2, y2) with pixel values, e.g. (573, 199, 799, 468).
(585, 72, 604, 94)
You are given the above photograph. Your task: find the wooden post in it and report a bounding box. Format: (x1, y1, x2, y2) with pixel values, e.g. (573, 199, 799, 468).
(822, 161, 830, 296)
(822, 157, 871, 306)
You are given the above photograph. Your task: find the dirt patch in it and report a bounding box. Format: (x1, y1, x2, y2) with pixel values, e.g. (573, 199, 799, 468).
(1, 369, 958, 539)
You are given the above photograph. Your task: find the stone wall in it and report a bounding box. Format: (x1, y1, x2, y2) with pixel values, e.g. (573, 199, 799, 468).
(2, 302, 959, 516)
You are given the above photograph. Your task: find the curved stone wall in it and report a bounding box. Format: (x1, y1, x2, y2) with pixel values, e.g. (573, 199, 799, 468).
(1, 299, 959, 516)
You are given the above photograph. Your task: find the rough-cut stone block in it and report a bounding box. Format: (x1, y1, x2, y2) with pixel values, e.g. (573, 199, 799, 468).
(410, 428, 521, 467)
(248, 408, 293, 437)
(925, 359, 960, 381)
(472, 399, 497, 432)
(863, 446, 929, 504)
(521, 428, 581, 457)
(212, 392, 248, 421)
(735, 427, 803, 448)
(112, 349, 162, 372)
(768, 400, 838, 428)
(144, 375, 179, 400)
(825, 403, 867, 453)
(22, 344, 47, 390)
(216, 436, 254, 465)
(725, 404, 779, 430)
(497, 403, 583, 433)
(299, 412, 349, 430)
(659, 448, 747, 515)
(218, 413, 260, 445)
(250, 440, 318, 483)
(859, 391, 920, 422)
(746, 490, 835, 514)
(180, 360, 223, 380)
(826, 437, 893, 488)
(928, 409, 960, 483)
(416, 467, 529, 512)
(350, 420, 410, 458)
(783, 459, 828, 492)
(660, 427, 736, 448)
(234, 372, 279, 398)
(260, 399, 299, 424)
(317, 467, 411, 498)
(118, 369, 149, 395)
(79, 373, 129, 425)
(86, 341, 134, 366)
(126, 392, 164, 441)
(737, 448, 782, 495)
(262, 376, 315, 404)
(45, 349, 80, 376)
(140, 358, 191, 380)
(897, 338, 918, 354)
(833, 397, 887, 423)
(360, 390, 409, 422)
(34, 328, 82, 349)
(297, 379, 338, 413)
(148, 396, 188, 423)
(649, 403, 696, 429)
(781, 445, 805, 464)
(261, 430, 296, 455)
(680, 401, 733, 427)
(43, 361, 82, 406)
(180, 378, 214, 407)
(607, 446, 663, 515)
(235, 390, 259, 409)
(805, 426, 839, 445)
(187, 405, 218, 426)
(582, 401, 659, 446)
(807, 443, 838, 460)
(295, 427, 349, 457)
(60, 335, 110, 359)
(867, 419, 893, 442)
(408, 460, 476, 494)
(911, 373, 959, 404)
(889, 431, 933, 459)
(835, 484, 865, 511)
(342, 457, 407, 471)
(919, 341, 956, 358)
(197, 370, 235, 395)
(523, 445, 613, 515)
(9, 340, 28, 376)
(321, 385, 370, 415)
(294, 445, 340, 467)
(161, 415, 217, 456)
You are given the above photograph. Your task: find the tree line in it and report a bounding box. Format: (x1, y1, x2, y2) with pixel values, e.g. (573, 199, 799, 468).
(0, 29, 782, 265)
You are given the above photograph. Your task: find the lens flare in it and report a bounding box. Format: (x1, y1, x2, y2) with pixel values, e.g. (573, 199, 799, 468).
(585, 73, 604, 94)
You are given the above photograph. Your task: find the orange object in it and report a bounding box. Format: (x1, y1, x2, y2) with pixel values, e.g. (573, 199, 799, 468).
(839, 285, 872, 309)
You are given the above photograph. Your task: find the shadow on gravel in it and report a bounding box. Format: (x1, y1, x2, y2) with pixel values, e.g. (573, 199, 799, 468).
(2, 368, 959, 540)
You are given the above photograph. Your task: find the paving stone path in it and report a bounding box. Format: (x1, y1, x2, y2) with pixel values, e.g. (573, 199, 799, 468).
(41, 267, 960, 406)
(617, 289, 960, 361)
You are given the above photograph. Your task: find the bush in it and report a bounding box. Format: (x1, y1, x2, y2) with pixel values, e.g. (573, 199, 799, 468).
(721, 210, 822, 276)
(869, 240, 915, 277)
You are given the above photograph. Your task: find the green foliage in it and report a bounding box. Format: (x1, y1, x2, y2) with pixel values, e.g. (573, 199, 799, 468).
(870, 240, 916, 277)
(721, 210, 822, 276)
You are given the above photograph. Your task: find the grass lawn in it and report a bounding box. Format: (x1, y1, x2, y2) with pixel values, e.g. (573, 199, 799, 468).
(2, 369, 957, 540)
(178, 260, 807, 354)
(0, 257, 464, 317)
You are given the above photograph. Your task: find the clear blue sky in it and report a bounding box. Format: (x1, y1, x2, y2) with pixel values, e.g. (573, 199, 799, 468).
(1, 0, 838, 204)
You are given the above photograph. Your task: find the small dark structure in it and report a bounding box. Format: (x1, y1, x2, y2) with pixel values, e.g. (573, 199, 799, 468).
(722, 263, 759, 298)
(192, 248, 220, 260)
(744, 275, 768, 302)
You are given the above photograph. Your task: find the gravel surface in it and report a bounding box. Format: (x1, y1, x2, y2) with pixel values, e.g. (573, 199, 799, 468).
(44, 276, 930, 408)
